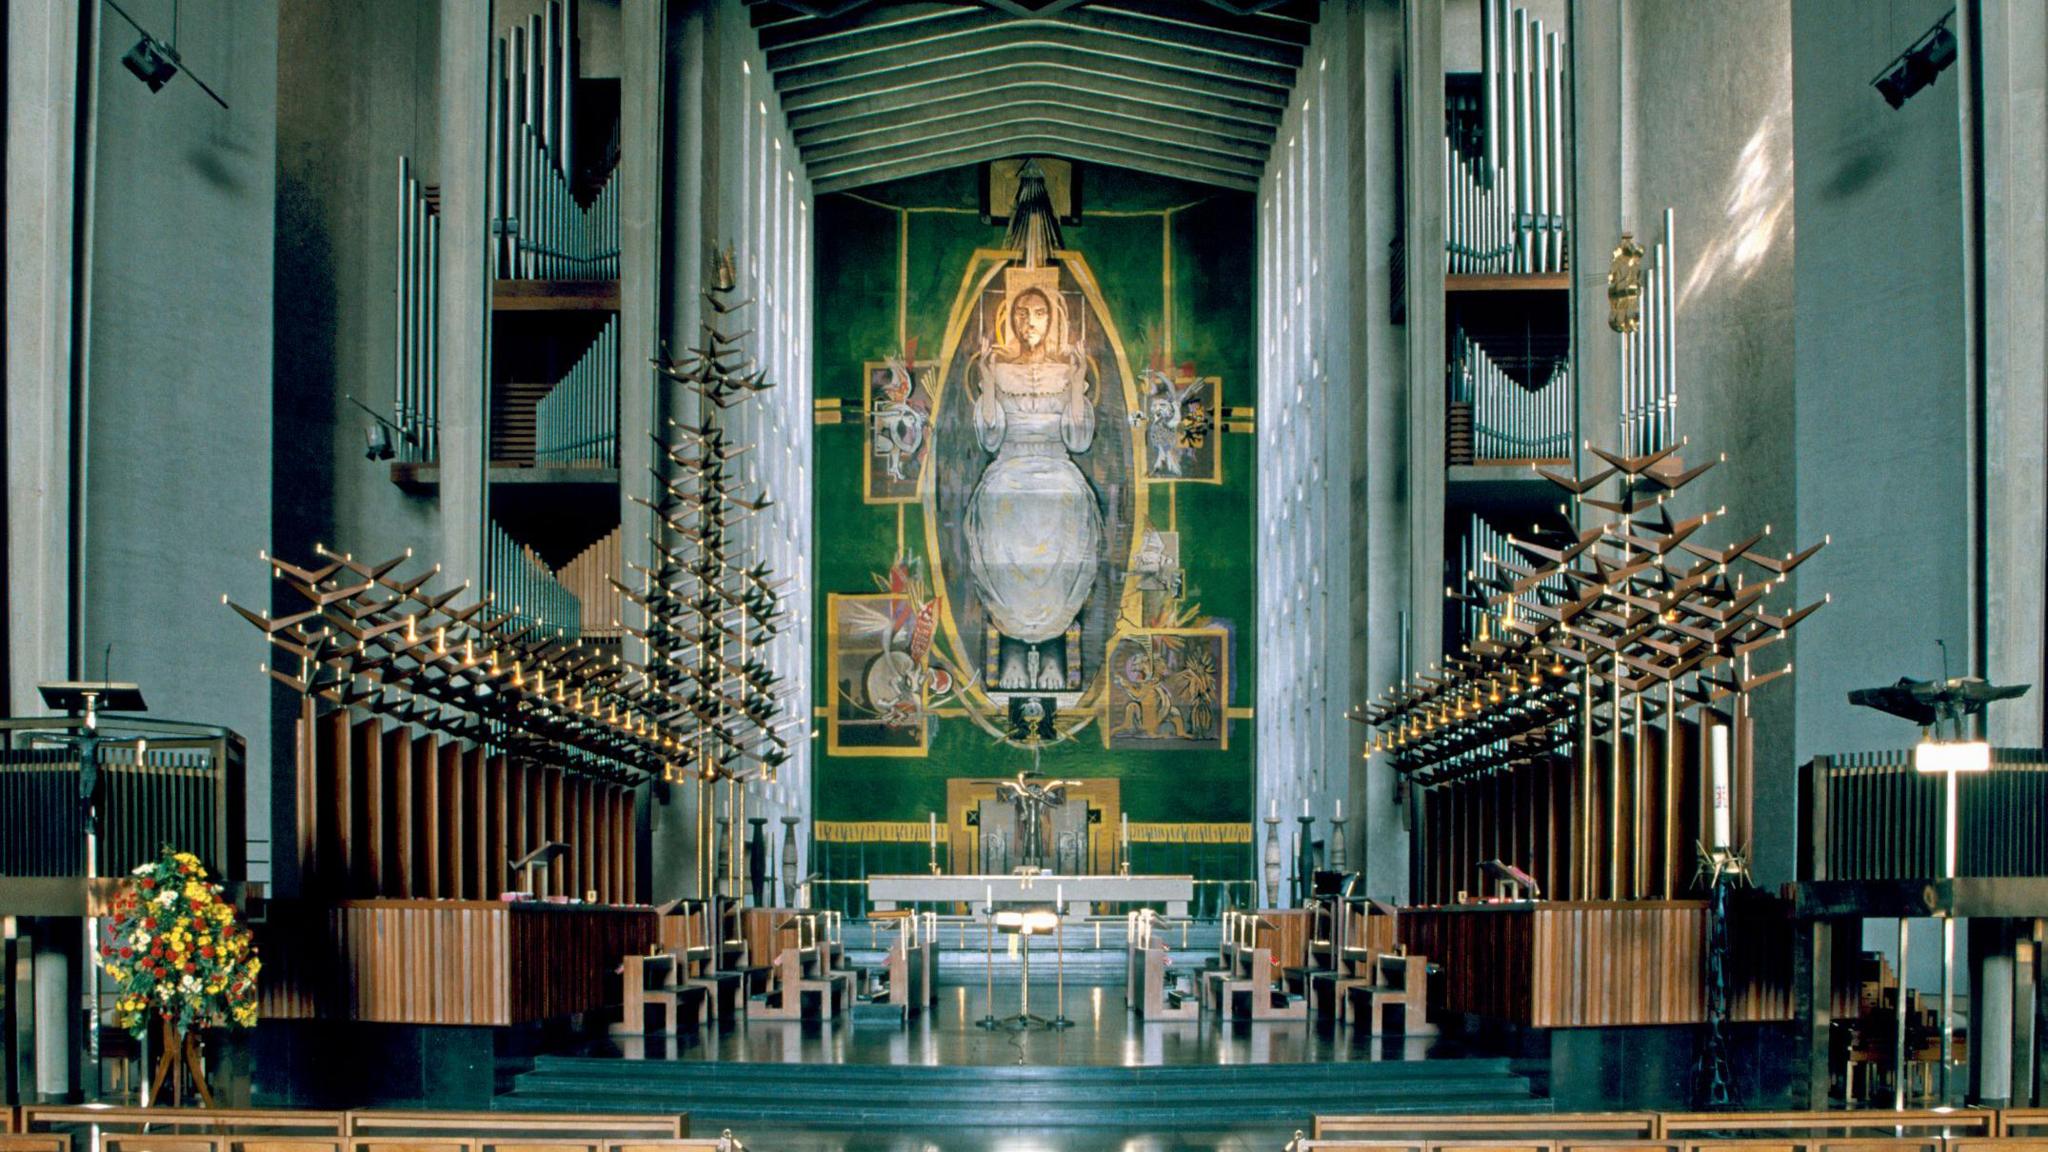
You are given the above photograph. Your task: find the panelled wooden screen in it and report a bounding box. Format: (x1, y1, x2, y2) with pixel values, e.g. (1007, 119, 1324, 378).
(298, 703, 638, 903)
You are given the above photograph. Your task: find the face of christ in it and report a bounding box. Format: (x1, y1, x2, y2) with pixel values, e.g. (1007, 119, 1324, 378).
(1012, 290, 1052, 358)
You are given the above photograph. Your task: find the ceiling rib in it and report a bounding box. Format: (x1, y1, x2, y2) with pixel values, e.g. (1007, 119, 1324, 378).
(764, 7, 1304, 72)
(804, 110, 1270, 170)
(786, 73, 1284, 138)
(792, 87, 1275, 151)
(778, 48, 1291, 116)
(810, 135, 1260, 194)
(755, 0, 1318, 194)
(773, 33, 1297, 101)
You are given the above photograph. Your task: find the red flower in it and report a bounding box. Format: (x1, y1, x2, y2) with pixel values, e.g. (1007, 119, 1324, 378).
(200, 947, 215, 959)
(139, 879, 154, 890)
(183, 963, 196, 974)
(143, 918, 155, 930)
(120, 947, 133, 959)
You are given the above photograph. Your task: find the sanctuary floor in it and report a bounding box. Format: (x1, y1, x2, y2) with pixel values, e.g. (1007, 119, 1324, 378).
(578, 977, 1465, 1067)
(502, 978, 1544, 1151)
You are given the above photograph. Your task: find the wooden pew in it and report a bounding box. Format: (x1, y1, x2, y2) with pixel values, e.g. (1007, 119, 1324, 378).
(1312, 1111, 1660, 1142)
(1658, 1110, 1994, 1147)
(345, 1111, 687, 1142)
(1204, 911, 1305, 1021)
(751, 914, 853, 1020)
(864, 909, 932, 1017)
(1126, 911, 1197, 1020)
(2000, 1112, 2048, 1138)
(0, 1139, 67, 1152)
(22, 1108, 347, 1141)
(1341, 951, 1435, 1035)
(611, 953, 708, 1035)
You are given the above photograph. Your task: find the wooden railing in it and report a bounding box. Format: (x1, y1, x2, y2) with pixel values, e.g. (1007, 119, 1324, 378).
(0, 717, 246, 878)
(16, 1106, 723, 1149)
(1397, 897, 1793, 1027)
(1801, 749, 2048, 882)
(258, 899, 658, 1025)
(1308, 1107, 2007, 1145)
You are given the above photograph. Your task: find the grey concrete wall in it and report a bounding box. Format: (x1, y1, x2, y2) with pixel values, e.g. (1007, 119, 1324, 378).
(1791, 0, 1968, 770)
(274, 0, 440, 575)
(1629, 0, 1800, 883)
(81, 0, 278, 879)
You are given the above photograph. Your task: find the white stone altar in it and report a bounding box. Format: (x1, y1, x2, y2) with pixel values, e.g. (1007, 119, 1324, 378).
(867, 873, 1193, 918)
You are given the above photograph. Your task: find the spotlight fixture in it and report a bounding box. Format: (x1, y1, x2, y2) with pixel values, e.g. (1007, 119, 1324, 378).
(105, 0, 230, 108)
(121, 36, 179, 91)
(346, 394, 423, 462)
(1872, 8, 1958, 110)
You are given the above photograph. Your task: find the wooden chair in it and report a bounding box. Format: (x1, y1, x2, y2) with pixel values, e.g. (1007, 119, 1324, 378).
(1126, 912, 1196, 1021)
(752, 915, 852, 1020)
(1343, 951, 1434, 1035)
(611, 953, 706, 1035)
(104, 1139, 221, 1152)
(1205, 914, 1305, 1021)
(0, 1138, 67, 1152)
(867, 910, 930, 1015)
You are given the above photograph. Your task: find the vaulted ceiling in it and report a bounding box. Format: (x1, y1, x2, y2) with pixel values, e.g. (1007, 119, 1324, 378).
(748, 0, 1321, 194)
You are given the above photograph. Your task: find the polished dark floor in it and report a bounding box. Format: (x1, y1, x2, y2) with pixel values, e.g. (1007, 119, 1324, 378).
(517, 978, 1531, 1151)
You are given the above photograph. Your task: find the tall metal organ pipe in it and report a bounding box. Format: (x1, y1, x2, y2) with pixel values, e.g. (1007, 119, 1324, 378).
(1620, 209, 1679, 454)
(1446, 0, 1569, 275)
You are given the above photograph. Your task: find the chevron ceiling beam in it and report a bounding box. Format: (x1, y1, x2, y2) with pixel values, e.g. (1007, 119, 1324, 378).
(808, 132, 1260, 194)
(786, 72, 1283, 140)
(763, 6, 1304, 72)
(754, 0, 1319, 193)
(804, 108, 1270, 171)
(792, 87, 1275, 153)
(778, 45, 1289, 116)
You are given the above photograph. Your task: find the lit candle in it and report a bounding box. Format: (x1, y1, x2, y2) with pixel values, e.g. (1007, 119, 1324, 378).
(1057, 883, 1064, 910)
(1302, 796, 1310, 819)
(985, 882, 993, 910)
(1120, 812, 1129, 845)
(1710, 724, 1732, 851)
(1335, 798, 1343, 820)
(1269, 798, 1277, 821)
(929, 811, 938, 847)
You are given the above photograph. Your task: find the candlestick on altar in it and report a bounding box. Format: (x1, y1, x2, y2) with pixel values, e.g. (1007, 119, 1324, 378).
(928, 811, 942, 875)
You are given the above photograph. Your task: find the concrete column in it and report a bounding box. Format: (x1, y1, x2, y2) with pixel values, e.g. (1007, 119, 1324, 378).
(5, 0, 85, 712)
(646, 0, 707, 903)
(617, 0, 665, 671)
(1977, 0, 2048, 746)
(437, 1, 491, 590)
(1402, 0, 1446, 677)
(1349, 0, 1408, 902)
(32, 934, 70, 1100)
(1972, 919, 2016, 1104)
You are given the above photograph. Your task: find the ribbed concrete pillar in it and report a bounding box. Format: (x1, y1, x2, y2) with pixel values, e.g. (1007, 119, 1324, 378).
(437, 1, 491, 590)
(5, 0, 85, 712)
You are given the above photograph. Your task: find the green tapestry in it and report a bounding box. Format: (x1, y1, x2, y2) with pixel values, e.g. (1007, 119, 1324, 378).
(810, 164, 1257, 829)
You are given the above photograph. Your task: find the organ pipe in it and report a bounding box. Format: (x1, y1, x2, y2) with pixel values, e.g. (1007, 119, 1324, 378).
(491, 0, 616, 282)
(536, 315, 618, 466)
(486, 520, 582, 639)
(1621, 209, 1679, 454)
(393, 156, 439, 462)
(1448, 0, 1569, 275)
(1451, 330, 1571, 463)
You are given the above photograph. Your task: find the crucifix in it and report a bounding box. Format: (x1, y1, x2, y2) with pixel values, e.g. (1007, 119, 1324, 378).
(995, 770, 1076, 869)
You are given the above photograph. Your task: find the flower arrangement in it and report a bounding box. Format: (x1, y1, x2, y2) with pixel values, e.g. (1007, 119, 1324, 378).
(98, 848, 261, 1037)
